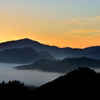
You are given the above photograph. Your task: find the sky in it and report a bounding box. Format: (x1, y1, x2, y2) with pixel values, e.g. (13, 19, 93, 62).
(0, 0, 100, 48)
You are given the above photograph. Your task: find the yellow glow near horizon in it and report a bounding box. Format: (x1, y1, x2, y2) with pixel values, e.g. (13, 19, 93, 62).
(0, 0, 100, 48)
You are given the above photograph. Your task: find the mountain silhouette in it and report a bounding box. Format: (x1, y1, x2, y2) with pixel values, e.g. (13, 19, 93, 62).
(71, 49, 100, 59)
(0, 38, 68, 59)
(0, 47, 56, 63)
(38, 52, 56, 61)
(0, 38, 100, 59)
(0, 67, 100, 100)
(16, 57, 100, 73)
(30, 67, 100, 100)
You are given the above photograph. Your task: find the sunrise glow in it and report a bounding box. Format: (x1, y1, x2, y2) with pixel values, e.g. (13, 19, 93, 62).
(0, 0, 100, 48)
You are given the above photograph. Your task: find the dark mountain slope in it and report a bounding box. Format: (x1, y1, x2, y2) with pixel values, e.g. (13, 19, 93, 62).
(38, 52, 56, 61)
(31, 67, 100, 100)
(0, 38, 68, 58)
(70, 49, 100, 59)
(0, 47, 56, 63)
(16, 57, 100, 73)
(16, 59, 61, 71)
(0, 38, 41, 51)
(0, 38, 100, 59)
(84, 46, 100, 52)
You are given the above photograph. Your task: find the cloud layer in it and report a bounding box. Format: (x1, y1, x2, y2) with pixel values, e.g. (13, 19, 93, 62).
(56, 16, 100, 25)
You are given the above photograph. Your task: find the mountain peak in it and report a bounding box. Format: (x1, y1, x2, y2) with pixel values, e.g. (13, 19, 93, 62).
(19, 38, 34, 42)
(23, 38, 30, 40)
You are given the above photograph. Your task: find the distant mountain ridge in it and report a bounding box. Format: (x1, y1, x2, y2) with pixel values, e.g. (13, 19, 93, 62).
(0, 38, 66, 58)
(0, 47, 56, 63)
(0, 38, 100, 59)
(16, 57, 100, 73)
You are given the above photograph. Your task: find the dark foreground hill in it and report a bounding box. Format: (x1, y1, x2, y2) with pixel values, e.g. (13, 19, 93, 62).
(0, 47, 56, 63)
(0, 67, 100, 100)
(31, 67, 100, 100)
(16, 57, 100, 73)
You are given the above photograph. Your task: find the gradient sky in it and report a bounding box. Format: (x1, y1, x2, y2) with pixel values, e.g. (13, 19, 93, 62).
(0, 0, 100, 48)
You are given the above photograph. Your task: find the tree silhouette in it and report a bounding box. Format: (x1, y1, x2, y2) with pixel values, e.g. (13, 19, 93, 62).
(0, 80, 29, 99)
(0, 67, 100, 100)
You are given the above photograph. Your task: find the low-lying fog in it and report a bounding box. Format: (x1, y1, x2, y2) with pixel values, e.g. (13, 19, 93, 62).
(0, 63, 99, 87)
(0, 63, 64, 87)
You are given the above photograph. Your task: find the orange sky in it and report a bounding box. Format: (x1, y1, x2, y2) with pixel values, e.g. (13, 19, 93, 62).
(0, 0, 100, 48)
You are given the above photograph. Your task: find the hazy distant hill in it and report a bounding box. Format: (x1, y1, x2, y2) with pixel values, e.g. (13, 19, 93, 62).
(0, 38, 68, 58)
(31, 67, 100, 100)
(16, 57, 100, 73)
(0, 47, 56, 63)
(0, 38, 100, 59)
(70, 49, 100, 59)
(38, 52, 56, 61)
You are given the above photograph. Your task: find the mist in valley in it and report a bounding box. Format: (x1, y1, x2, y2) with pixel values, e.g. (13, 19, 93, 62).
(0, 63, 63, 87)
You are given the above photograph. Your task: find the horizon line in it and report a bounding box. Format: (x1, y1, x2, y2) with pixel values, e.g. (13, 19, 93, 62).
(0, 38, 100, 49)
